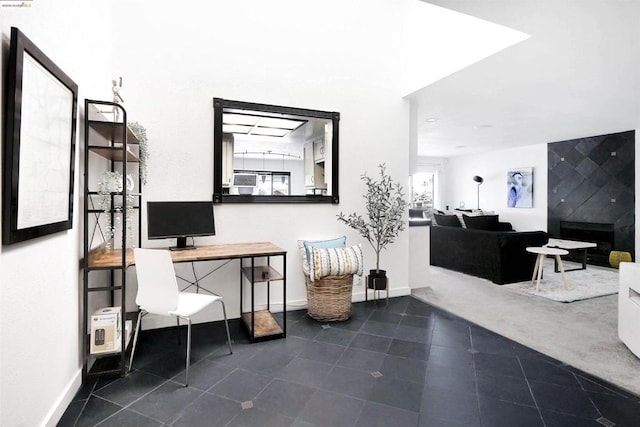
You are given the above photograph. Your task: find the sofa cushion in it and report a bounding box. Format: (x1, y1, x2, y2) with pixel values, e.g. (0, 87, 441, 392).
(463, 214, 499, 230)
(453, 209, 485, 228)
(434, 214, 462, 227)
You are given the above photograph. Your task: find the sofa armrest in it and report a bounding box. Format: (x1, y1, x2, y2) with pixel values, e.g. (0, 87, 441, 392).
(496, 231, 548, 283)
(495, 222, 513, 231)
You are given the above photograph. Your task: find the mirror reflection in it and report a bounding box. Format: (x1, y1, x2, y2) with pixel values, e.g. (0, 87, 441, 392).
(213, 98, 339, 203)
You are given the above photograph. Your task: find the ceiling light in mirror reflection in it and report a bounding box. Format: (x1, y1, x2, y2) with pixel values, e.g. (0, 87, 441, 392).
(222, 112, 306, 138)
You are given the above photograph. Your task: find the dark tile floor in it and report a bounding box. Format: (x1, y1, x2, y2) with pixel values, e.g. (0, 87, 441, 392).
(59, 296, 640, 426)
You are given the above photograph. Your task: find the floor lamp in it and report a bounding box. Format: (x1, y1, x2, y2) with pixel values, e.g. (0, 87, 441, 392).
(473, 175, 484, 209)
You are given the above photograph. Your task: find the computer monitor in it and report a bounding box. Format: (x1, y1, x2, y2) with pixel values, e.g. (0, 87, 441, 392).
(147, 201, 215, 250)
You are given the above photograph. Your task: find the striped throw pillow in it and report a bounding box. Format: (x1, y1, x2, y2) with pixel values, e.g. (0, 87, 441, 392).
(309, 244, 363, 281)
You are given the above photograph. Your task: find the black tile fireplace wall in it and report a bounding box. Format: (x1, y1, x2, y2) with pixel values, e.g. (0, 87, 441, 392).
(548, 130, 635, 262)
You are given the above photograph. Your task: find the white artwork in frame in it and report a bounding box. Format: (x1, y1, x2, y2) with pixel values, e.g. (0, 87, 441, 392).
(17, 52, 75, 229)
(2, 27, 78, 245)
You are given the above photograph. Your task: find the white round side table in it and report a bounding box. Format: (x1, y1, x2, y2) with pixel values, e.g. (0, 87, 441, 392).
(526, 246, 569, 292)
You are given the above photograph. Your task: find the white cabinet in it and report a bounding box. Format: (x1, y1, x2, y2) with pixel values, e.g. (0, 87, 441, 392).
(304, 139, 327, 191)
(222, 133, 234, 188)
(304, 142, 315, 188)
(314, 137, 325, 162)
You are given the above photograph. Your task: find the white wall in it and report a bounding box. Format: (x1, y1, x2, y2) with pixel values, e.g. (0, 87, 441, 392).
(0, 2, 114, 426)
(636, 130, 639, 257)
(0, 0, 432, 423)
(111, 0, 411, 323)
(409, 225, 430, 288)
(442, 143, 548, 231)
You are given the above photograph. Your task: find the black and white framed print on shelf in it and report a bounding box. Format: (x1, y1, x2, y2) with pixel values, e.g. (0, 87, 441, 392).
(2, 27, 78, 245)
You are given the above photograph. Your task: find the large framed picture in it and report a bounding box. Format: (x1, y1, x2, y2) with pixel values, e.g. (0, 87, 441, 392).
(2, 27, 78, 245)
(507, 167, 533, 208)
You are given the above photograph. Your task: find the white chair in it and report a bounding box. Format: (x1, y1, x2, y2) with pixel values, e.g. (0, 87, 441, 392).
(128, 248, 232, 386)
(619, 262, 640, 359)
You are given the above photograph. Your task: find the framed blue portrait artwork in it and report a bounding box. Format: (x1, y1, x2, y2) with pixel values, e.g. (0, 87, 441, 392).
(507, 167, 533, 208)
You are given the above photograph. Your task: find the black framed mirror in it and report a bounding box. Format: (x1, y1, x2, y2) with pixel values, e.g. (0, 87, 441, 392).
(213, 98, 339, 204)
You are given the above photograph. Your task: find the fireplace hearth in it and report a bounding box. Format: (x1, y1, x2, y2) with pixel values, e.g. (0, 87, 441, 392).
(559, 221, 614, 266)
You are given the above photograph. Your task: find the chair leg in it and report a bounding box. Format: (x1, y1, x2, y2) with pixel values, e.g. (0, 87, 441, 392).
(176, 317, 181, 345)
(185, 317, 192, 387)
(128, 310, 145, 373)
(219, 299, 233, 354)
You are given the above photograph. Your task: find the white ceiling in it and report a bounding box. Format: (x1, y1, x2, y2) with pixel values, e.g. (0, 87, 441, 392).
(411, 0, 640, 158)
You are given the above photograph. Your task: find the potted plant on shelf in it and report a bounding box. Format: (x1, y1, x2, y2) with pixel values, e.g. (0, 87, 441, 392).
(337, 163, 408, 290)
(97, 171, 135, 250)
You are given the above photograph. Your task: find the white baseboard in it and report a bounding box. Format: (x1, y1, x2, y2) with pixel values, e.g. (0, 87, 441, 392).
(353, 285, 412, 302)
(44, 368, 82, 427)
(227, 286, 412, 313)
(141, 285, 413, 329)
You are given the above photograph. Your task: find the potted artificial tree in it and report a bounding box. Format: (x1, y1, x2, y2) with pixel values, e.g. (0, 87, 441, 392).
(337, 163, 408, 290)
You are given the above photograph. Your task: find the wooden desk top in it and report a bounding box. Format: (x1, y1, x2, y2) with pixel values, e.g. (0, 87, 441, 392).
(87, 242, 286, 269)
(170, 242, 286, 263)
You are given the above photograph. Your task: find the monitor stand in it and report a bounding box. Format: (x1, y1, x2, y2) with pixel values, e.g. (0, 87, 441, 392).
(170, 236, 196, 251)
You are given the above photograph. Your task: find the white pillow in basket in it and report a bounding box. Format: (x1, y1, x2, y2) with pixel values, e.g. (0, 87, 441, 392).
(309, 244, 363, 281)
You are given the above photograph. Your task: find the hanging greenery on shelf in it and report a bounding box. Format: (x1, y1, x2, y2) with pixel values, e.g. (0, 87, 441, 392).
(128, 121, 149, 185)
(97, 170, 135, 250)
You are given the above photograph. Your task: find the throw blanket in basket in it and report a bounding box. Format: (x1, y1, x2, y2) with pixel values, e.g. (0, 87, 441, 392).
(309, 244, 363, 281)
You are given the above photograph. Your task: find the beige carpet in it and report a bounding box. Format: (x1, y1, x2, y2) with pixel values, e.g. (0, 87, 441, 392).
(412, 265, 640, 396)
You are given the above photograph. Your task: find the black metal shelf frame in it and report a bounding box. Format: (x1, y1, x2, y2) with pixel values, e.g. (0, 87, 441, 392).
(82, 99, 142, 381)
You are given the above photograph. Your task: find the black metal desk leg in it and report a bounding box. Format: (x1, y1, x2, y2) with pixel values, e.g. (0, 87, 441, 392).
(251, 257, 255, 341)
(267, 256, 271, 312)
(239, 258, 243, 322)
(283, 254, 287, 337)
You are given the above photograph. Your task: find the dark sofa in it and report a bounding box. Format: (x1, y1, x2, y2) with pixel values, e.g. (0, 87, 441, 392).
(430, 225, 548, 284)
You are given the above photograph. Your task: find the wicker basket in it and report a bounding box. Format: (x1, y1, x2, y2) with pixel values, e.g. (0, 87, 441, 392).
(305, 274, 354, 322)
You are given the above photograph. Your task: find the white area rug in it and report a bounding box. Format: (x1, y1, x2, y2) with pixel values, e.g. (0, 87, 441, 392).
(505, 259, 619, 302)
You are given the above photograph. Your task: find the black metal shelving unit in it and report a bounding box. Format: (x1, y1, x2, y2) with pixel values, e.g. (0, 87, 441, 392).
(82, 99, 142, 381)
(240, 253, 287, 342)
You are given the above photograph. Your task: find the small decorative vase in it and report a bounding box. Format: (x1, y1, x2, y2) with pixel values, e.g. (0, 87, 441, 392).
(610, 251, 632, 269)
(99, 171, 124, 193)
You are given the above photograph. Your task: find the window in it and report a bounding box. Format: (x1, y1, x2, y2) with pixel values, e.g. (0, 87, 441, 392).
(411, 172, 438, 209)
